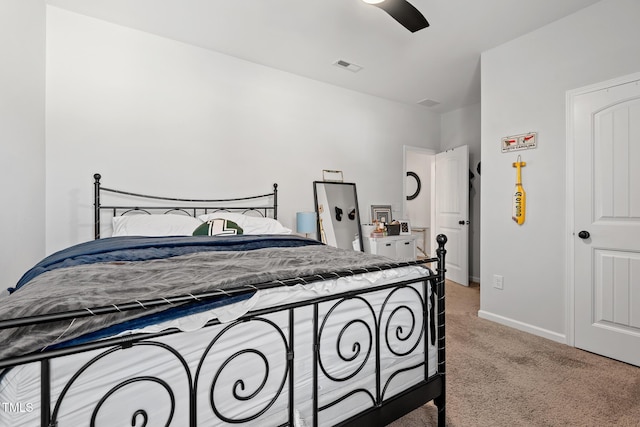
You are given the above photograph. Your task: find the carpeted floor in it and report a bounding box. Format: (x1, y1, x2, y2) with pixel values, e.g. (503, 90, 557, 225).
(388, 281, 640, 427)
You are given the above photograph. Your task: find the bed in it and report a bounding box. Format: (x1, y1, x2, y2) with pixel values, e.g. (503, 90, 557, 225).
(0, 174, 447, 427)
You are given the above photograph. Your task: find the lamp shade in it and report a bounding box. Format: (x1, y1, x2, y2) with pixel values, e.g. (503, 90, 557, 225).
(296, 212, 317, 234)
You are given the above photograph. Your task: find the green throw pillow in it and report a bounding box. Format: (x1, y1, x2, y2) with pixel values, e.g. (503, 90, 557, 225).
(193, 219, 243, 236)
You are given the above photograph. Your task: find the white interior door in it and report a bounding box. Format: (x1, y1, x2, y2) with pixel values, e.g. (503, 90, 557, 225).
(572, 75, 640, 367)
(435, 145, 469, 286)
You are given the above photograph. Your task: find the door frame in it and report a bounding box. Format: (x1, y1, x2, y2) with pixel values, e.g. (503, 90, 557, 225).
(403, 146, 436, 253)
(565, 71, 640, 347)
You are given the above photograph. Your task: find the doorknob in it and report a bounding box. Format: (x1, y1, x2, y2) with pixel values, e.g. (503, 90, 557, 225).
(578, 230, 590, 239)
(458, 220, 469, 225)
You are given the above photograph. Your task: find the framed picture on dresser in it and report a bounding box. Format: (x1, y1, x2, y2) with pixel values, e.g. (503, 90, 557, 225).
(370, 204, 392, 223)
(398, 219, 411, 235)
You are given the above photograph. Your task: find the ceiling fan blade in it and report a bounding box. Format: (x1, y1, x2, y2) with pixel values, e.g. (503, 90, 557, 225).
(372, 0, 429, 33)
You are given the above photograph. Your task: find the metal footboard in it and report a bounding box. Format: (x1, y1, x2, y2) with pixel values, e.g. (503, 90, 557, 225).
(1, 239, 447, 427)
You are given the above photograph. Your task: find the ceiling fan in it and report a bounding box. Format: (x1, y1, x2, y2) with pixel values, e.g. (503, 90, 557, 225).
(362, 0, 429, 33)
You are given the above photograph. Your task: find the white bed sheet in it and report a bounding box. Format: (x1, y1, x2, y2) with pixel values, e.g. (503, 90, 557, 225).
(0, 266, 437, 427)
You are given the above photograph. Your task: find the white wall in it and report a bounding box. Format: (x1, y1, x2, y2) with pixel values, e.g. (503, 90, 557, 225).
(0, 0, 45, 293)
(480, 0, 640, 341)
(45, 7, 441, 254)
(441, 103, 481, 282)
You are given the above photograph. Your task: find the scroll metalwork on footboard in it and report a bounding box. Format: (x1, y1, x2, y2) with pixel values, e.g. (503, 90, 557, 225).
(0, 238, 447, 427)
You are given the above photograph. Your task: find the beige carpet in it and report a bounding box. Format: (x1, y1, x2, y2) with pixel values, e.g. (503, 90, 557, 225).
(388, 281, 640, 427)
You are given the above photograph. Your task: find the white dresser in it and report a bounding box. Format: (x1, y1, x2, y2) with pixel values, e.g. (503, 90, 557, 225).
(363, 235, 418, 262)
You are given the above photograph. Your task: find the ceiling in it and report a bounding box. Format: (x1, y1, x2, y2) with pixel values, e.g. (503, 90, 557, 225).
(46, 0, 601, 114)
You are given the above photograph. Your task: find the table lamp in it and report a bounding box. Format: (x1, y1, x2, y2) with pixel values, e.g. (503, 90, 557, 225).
(296, 211, 317, 239)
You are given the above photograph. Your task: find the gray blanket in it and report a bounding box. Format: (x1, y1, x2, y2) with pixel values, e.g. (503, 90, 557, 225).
(0, 245, 399, 362)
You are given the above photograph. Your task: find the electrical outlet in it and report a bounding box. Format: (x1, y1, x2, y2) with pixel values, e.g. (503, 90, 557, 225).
(493, 274, 504, 290)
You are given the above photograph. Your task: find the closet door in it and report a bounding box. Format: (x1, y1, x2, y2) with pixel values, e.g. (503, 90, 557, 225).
(572, 74, 640, 367)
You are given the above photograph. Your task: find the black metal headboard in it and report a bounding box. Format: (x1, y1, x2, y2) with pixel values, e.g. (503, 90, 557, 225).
(93, 173, 278, 239)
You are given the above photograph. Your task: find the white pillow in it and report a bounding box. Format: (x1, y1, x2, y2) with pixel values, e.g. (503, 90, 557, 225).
(112, 214, 203, 237)
(197, 212, 291, 235)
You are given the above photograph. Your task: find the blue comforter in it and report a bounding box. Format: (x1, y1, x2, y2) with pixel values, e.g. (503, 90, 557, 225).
(11, 234, 322, 293)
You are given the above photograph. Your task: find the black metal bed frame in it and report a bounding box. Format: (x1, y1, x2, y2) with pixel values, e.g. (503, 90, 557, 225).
(93, 173, 279, 239)
(0, 175, 446, 427)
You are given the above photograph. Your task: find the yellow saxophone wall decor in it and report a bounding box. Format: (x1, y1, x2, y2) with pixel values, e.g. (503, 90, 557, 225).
(512, 155, 526, 225)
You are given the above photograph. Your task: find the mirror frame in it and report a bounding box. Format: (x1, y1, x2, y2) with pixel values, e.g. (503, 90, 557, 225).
(313, 181, 364, 252)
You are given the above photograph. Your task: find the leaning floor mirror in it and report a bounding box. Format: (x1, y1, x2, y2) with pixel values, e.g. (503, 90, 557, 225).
(313, 181, 364, 252)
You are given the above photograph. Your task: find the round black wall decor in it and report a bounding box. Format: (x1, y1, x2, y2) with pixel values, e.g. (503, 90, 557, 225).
(406, 171, 421, 200)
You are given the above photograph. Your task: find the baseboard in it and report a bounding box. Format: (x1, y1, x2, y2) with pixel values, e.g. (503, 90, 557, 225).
(470, 275, 480, 284)
(477, 310, 567, 344)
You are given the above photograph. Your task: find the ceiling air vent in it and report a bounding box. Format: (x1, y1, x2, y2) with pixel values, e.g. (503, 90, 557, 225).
(333, 59, 362, 73)
(418, 98, 441, 108)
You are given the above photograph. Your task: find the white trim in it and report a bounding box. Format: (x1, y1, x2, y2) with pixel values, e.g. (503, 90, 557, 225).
(478, 310, 566, 344)
(469, 275, 480, 284)
(565, 87, 576, 347)
(565, 71, 640, 348)
(567, 72, 640, 97)
(430, 154, 436, 256)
